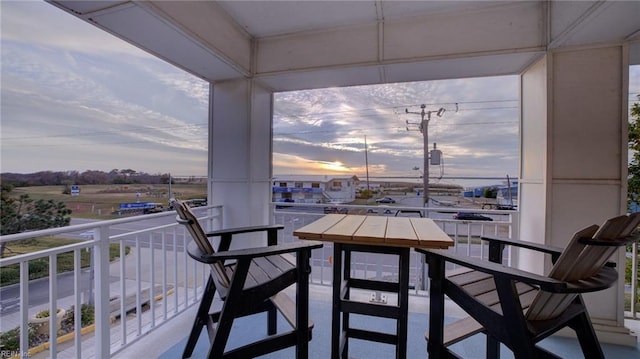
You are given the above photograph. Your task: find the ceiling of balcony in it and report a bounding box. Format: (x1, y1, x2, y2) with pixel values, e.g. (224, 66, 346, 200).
(51, 1, 640, 92)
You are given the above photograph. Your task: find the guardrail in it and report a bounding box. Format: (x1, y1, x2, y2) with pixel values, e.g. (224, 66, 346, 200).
(0, 205, 222, 359)
(1, 202, 637, 358)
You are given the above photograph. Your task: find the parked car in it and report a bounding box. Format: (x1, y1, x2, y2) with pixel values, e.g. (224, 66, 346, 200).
(453, 212, 493, 221)
(186, 198, 207, 207)
(375, 197, 396, 204)
(324, 207, 348, 214)
(143, 203, 164, 214)
(276, 198, 294, 209)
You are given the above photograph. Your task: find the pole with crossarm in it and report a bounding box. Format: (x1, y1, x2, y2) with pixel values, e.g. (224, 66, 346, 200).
(405, 104, 446, 207)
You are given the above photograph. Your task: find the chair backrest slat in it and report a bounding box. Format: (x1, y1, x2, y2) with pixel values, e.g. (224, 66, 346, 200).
(585, 214, 640, 275)
(546, 225, 599, 282)
(526, 213, 640, 321)
(525, 225, 598, 320)
(174, 199, 231, 286)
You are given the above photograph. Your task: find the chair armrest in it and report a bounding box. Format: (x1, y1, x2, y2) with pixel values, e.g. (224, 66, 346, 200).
(205, 224, 284, 250)
(418, 248, 567, 293)
(564, 266, 619, 293)
(480, 236, 564, 257)
(580, 235, 638, 247)
(205, 224, 285, 237)
(188, 240, 323, 263)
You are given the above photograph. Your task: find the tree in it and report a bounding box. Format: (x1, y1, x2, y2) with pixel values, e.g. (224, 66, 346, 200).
(628, 95, 640, 210)
(482, 187, 498, 199)
(0, 185, 72, 257)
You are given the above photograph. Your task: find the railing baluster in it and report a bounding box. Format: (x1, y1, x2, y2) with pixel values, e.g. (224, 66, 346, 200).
(120, 239, 127, 346)
(632, 241, 638, 318)
(173, 227, 179, 314)
(162, 231, 167, 320)
(19, 261, 28, 359)
(149, 232, 155, 328)
(183, 226, 189, 305)
(49, 253, 57, 358)
(94, 225, 111, 358)
(135, 236, 142, 336)
(74, 249, 82, 358)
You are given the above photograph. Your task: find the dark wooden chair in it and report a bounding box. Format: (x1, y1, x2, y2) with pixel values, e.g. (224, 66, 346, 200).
(174, 199, 323, 358)
(417, 213, 640, 359)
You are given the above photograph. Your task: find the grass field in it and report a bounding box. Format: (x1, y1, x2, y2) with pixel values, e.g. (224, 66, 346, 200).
(11, 183, 207, 219)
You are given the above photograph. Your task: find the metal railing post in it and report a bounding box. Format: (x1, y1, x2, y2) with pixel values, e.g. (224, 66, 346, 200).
(93, 225, 111, 358)
(632, 241, 638, 318)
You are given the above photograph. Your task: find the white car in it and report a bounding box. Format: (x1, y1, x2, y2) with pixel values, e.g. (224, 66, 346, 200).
(375, 197, 396, 204)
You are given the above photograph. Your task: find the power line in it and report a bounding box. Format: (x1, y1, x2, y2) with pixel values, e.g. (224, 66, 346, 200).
(274, 120, 517, 136)
(274, 99, 518, 119)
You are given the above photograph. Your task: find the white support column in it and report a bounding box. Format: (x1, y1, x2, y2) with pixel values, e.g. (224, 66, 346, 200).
(208, 79, 273, 247)
(520, 44, 634, 345)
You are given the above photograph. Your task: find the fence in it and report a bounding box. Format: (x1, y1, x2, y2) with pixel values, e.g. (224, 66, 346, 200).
(0, 206, 222, 359)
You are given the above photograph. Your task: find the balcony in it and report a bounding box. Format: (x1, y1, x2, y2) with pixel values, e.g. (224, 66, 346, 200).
(1, 204, 638, 358)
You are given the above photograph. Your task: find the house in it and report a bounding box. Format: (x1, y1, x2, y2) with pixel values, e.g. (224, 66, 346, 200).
(273, 175, 357, 204)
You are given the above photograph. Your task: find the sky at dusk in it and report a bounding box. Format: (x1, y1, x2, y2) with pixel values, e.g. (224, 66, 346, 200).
(2, 1, 639, 189)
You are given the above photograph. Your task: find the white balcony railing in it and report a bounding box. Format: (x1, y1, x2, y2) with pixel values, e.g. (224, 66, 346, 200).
(0, 206, 222, 359)
(1, 203, 637, 358)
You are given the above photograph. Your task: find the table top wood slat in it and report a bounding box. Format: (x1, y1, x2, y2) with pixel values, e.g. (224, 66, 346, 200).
(384, 217, 419, 246)
(410, 217, 454, 248)
(292, 213, 346, 239)
(322, 215, 367, 241)
(353, 216, 388, 243)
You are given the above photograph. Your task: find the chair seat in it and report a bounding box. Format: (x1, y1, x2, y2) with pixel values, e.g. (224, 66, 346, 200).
(448, 268, 538, 315)
(216, 253, 296, 299)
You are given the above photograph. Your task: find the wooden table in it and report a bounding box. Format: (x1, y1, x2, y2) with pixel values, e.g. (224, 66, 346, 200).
(294, 214, 453, 359)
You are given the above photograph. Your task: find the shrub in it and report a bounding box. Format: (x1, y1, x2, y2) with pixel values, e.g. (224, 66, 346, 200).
(34, 308, 61, 319)
(28, 259, 49, 279)
(0, 327, 20, 352)
(64, 304, 95, 327)
(0, 266, 19, 284)
(0, 325, 38, 354)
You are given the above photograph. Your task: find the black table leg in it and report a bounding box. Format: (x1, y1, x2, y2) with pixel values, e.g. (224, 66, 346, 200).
(397, 247, 410, 359)
(330, 243, 411, 359)
(331, 243, 342, 359)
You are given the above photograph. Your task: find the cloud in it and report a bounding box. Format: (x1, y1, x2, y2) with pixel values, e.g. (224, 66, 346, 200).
(273, 77, 520, 186)
(1, 1, 209, 175)
(1, 1, 154, 59)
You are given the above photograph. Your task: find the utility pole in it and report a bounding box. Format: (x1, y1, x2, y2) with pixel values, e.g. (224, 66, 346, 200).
(364, 135, 370, 191)
(405, 104, 446, 207)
